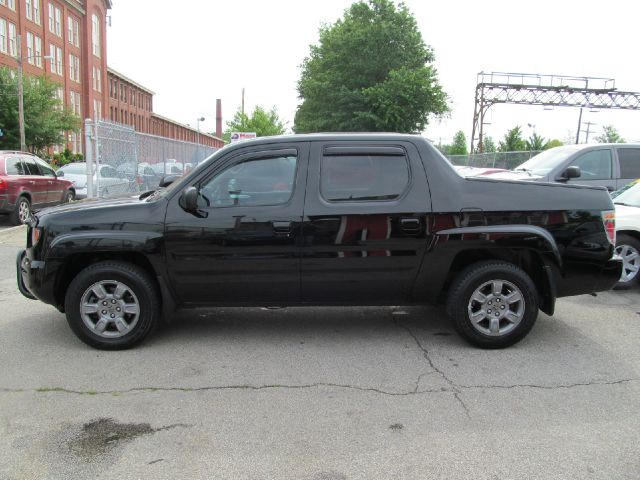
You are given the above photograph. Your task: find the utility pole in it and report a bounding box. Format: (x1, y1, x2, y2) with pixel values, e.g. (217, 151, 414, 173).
(241, 88, 245, 117)
(581, 121, 597, 143)
(575, 108, 583, 144)
(17, 34, 26, 151)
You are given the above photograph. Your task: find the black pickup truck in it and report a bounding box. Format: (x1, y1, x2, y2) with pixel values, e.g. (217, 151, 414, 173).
(17, 134, 621, 350)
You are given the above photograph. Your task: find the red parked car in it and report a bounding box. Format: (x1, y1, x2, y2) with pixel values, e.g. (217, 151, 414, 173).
(0, 151, 75, 225)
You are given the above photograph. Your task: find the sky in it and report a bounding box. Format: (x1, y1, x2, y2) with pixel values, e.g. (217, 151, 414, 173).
(106, 0, 640, 146)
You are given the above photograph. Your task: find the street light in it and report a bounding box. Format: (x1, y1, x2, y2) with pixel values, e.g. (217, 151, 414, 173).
(16, 34, 54, 151)
(196, 117, 205, 162)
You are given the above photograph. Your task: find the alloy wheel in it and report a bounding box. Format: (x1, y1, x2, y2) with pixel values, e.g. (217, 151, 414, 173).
(615, 244, 640, 283)
(80, 280, 140, 338)
(467, 279, 525, 336)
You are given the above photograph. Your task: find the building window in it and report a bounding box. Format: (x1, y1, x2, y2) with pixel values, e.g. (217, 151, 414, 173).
(8, 22, 16, 57)
(48, 2, 61, 36)
(53, 86, 63, 109)
(1, 1, 17, 10)
(67, 15, 79, 47)
(93, 99, 102, 120)
(26, 32, 34, 64)
(70, 91, 81, 117)
(91, 13, 100, 57)
(34, 35, 42, 67)
(92, 66, 101, 92)
(0, 19, 6, 54)
(24, 0, 41, 25)
(49, 44, 62, 75)
(69, 131, 81, 153)
(69, 54, 80, 82)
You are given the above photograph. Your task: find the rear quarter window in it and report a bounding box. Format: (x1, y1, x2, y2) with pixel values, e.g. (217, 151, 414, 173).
(5, 157, 25, 175)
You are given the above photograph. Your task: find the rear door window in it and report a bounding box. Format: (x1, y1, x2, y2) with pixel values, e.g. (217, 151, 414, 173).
(320, 153, 410, 202)
(618, 148, 640, 179)
(22, 156, 41, 176)
(5, 157, 25, 175)
(570, 150, 612, 180)
(34, 158, 56, 177)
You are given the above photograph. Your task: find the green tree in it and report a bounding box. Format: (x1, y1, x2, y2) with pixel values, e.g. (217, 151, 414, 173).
(222, 105, 287, 143)
(526, 132, 546, 151)
(498, 126, 527, 152)
(449, 130, 467, 155)
(544, 139, 563, 150)
(596, 125, 625, 144)
(483, 135, 496, 153)
(0, 67, 79, 154)
(294, 0, 448, 133)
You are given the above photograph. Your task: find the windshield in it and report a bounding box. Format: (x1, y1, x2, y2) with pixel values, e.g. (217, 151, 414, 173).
(59, 163, 87, 175)
(515, 146, 583, 176)
(613, 182, 640, 207)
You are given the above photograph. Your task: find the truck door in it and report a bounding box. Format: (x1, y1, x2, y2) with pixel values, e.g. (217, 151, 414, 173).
(566, 148, 616, 191)
(163, 143, 309, 305)
(300, 141, 431, 303)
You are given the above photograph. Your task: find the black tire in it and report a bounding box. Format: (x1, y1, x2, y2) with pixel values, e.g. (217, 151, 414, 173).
(446, 261, 539, 349)
(10, 195, 31, 225)
(64, 261, 160, 350)
(63, 190, 75, 203)
(614, 234, 640, 289)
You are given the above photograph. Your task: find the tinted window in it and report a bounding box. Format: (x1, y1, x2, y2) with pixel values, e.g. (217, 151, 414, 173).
(22, 157, 41, 176)
(320, 154, 409, 202)
(100, 166, 119, 178)
(35, 158, 56, 177)
(5, 157, 25, 175)
(618, 148, 640, 179)
(199, 155, 297, 207)
(571, 150, 612, 180)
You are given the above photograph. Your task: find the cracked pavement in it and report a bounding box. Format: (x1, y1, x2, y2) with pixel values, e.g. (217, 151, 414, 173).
(1, 227, 640, 479)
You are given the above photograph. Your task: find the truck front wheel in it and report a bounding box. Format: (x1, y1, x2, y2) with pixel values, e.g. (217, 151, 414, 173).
(64, 261, 159, 350)
(446, 261, 539, 349)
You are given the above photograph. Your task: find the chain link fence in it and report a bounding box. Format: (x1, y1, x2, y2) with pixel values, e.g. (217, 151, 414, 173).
(85, 119, 219, 198)
(446, 151, 542, 170)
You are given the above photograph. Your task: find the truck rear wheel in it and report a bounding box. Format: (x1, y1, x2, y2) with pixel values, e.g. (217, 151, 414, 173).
(64, 261, 159, 350)
(446, 261, 539, 349)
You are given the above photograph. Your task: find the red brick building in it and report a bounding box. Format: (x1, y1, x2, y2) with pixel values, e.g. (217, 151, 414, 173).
(107, 68, 223, 148)
(0, 0, 224, 153)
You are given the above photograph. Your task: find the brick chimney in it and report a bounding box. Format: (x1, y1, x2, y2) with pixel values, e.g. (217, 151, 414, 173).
(215, 99, 222, 139)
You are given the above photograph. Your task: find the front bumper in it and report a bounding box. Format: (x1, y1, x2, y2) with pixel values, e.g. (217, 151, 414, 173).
(16, 250, 37, 300)
(74, 187, 87, 199)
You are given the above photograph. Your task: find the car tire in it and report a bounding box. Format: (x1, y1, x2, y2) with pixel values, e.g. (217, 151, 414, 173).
(614, 234, 640, 289)
(10, 196, 31, 225)
(63, 190, 75, 203)
(64, 261, 160, 350)
(446, 261, 539, 349)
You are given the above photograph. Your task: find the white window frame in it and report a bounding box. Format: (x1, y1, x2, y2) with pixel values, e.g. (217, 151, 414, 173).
(6, 0, 16, 10)
(91, 13, 100, 57)
(0, 19, 7, 54)
(69, 54, 80, 82)
(48, 2, 54, 32)
(26, 32, 34, 64)
(54, 6, 61, 36)
(25, 0, 32, 20)
(93, 99, 102, 120)
(33, 0, 40, 25)
(8, 21, 16, 57)
(34, 35, 42, 67)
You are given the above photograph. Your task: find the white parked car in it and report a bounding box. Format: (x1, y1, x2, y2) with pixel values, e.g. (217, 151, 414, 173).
(612, 181, 640, 287)
(57, 162, 127, 199)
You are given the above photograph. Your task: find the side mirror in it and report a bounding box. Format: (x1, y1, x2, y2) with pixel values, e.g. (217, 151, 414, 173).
(180, 186, 200, 213)
(159, 174, 180, 188)
(56, 170, 64, 177)
(561, 166, 581, 180)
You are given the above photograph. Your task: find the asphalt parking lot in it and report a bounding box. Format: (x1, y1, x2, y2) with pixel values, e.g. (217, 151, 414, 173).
(1, 226, 639, 480)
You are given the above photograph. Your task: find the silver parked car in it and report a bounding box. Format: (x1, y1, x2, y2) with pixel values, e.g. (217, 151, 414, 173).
(57, 162, 128, 199)
(484, 143, 640, 191)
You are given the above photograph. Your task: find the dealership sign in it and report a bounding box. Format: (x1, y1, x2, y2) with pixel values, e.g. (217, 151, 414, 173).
(230, 132, 257, 143)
